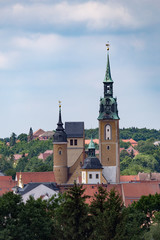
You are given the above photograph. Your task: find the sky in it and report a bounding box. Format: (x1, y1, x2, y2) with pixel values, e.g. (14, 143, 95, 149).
(0, 0, 160, 138)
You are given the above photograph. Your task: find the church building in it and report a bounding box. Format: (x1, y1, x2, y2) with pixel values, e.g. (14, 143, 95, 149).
(53, 46, 120, 185)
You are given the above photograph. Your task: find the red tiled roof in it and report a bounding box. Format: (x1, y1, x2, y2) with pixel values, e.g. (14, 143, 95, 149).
(138, 172, 160, 181)
(82, 184, 122, 204)
(14, 153, 28, 161)
(14, 154, 22, 161)
(0, 176, 17, 196)
(120, 148, 125, 152)
(16, 172, 55, 184)
(38, 150, 53, 161)
(33, 129, 45, 137)
(120, 175, 139, 182)
(122, 181, 160, 206)
(126, 146, 139, 156)
(85, 139, 99, 145)
(122, 138, 138, 146)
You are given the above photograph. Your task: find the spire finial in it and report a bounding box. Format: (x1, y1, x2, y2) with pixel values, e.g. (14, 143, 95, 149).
(106, 42, 110, 51)
(56, 100, 64, 131)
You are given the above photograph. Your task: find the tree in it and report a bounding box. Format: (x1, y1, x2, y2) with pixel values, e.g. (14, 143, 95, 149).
(18, 133, 28, 142)
(90, 187, 124, 240)
(121, 205, 146, 240)
(55, 183, 91, 240)
(133, 193, 160, 227)
(0, 192, 24, 239)
(24, 157, 44, 172)
(10, 133, 16, 146)
(120, 140, 131, 149)
(133, 154, 158, 172)
(120, 156, 132, 172)
(16, 157, 28, 172)
(19, 197, 53, 240)
(28, 127, 33, 141)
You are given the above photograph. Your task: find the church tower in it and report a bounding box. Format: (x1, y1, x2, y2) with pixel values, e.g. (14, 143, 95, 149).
(53, 102, 68, 184)
(98, 45, 120, 183)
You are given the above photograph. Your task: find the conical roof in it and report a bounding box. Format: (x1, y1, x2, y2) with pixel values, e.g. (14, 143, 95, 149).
(53, 102, 67, 142)
(103, 51, 113, 83)
(88, 137, 95, 149)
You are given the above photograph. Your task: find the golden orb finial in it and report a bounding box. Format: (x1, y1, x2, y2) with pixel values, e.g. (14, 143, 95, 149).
(59, 101, 61, 108)
(106, 42, 110, 51)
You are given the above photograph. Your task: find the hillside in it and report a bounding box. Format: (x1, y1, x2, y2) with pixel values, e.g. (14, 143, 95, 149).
(85, 127, 160, 141)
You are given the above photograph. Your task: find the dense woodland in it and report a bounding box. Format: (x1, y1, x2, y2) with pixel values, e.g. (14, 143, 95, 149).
(85, 127, 160, 141)
(0, 183, 160, 240)
(0, 128, 160, 178)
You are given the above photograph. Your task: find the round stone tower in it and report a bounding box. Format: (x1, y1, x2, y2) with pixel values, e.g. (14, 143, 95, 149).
(53, 102, 68, 184)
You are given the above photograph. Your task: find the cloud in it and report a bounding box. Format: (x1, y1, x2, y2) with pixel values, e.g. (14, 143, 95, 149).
(0, 53, 9, 69)
(0, 1, 159, 32)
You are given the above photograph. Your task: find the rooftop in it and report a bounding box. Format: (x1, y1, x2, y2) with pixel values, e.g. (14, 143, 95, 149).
(65, 122, 84, 138)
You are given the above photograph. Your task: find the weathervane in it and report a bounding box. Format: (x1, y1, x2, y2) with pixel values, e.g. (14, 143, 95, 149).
(106, 42, 110, 51)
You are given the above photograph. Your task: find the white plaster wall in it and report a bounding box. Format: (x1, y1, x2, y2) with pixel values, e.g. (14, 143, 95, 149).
(103, 166, 117, 183)
(87, 171, 101, 184)
(22, 184, 58, 203)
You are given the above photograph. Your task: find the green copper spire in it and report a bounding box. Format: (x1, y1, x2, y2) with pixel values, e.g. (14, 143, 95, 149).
(98, 44, 119, 120)
(88, 136, 95, 149)
(88, 136, 96, 157)
(104, 51, 113, 83)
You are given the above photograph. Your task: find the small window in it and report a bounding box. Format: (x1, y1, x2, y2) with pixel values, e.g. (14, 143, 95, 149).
(70, 139, 73, 145)
(105, 124, 111, 140)
(74, 139, 77, 145)
(107, 146, 110, 150)
(96, 174, 99, 179)
(89, 174, 92, 179)
(59, 151, 62, 155)
(107, 158, 109, 161)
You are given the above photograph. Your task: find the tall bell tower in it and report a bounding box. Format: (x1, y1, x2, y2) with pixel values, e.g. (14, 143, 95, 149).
(98, 44, 120, 183)
(53, 101, 68, 184)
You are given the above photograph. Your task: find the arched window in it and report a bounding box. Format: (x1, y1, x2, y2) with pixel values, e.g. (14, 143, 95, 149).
(58, 148, 62, 155)
(105, 124, 111, 140)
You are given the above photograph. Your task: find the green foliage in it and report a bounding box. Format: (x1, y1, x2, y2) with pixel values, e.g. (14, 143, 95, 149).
(55, 183, 91, 240)
(0, 192, 24, 240)
(120, 140, 131, 149)
(10, 132, 17, 146)
(85, 128, 99, 139)
(120, 153, 158, 175)
(120, 156, 132, 172)
(28, 127, 33, 141)
(133, 154, 158, 172)
(16, 157, 28, 172)
(121, 205, 146, 240)
(2, 186, 160, 240)
(137, 139, 156, 154)
(20, 197, 53, 240)
(144, 223, 160, 240)
(85, 127, 160, 141)
(18, 133, 28, 142)
(0, 156, 13, 174)
(90, 187, 125, 240)
(120, 127, 160, 141)
(24, 157, 44, 172)
(133, 193, 160, 227)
